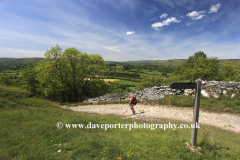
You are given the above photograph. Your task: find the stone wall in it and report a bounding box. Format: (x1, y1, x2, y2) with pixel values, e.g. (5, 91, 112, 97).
(84, 81, 240, 103)
(201, 81, 240, 98)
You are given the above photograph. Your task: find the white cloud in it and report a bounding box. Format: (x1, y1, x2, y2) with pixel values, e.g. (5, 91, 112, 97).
(151, 17, 181, 28)
(154, 28, 163, 31)
(160, 13, 168, 19)
(103, 46, 122, 53)
(149, 18, 156, 21)
(187, 22, 194, 26)
(186, 11, 206, 20)
(126, 31, 134, 35)
(209, 3, 221, 13)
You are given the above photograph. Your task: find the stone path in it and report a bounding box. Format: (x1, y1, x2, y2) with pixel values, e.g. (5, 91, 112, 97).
(60, 104, 240, 134)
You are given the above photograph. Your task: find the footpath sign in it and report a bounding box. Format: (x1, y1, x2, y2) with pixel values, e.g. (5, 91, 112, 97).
(170, 82, 196, 90)
(170, 79, 202, 146)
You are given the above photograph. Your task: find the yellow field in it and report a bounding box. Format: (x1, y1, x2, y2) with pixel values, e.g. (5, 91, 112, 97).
(83, 78, 119, 82)
(103, 79, 119, 82)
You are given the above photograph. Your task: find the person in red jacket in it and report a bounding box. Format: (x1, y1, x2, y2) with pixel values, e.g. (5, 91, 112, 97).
(129, 94, 136, 115)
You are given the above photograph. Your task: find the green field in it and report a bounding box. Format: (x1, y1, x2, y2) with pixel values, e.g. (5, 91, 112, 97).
(112, 79, 140, 86)
(0, 85, 240, 159)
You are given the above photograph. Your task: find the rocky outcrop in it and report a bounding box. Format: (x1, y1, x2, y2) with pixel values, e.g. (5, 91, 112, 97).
(84, 81, 240, 103)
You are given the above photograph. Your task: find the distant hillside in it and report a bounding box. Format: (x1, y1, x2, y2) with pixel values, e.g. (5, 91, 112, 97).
(219, 59, 240, 64)
(152, 59, 186, 66)
(0, 58, 44, 64)
(113, 59, 240, 66)
(0, 58, 45, 71)
(111, 60, 164, 65)
(0, 58, 239, 67)
(110, 59, 186, 66)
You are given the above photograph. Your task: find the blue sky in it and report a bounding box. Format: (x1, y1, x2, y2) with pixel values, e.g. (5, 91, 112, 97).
(0, 0, 240, 61)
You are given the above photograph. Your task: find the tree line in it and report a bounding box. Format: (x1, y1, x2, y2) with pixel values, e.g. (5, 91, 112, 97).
(134, 51, 240, 89)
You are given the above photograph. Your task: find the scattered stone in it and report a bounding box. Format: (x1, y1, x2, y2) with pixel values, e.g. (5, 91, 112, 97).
(185, 142, 201, 154)
(223, 90, 227, 95)
(201, 90, 209, 98)
(185, 142, 191, 148)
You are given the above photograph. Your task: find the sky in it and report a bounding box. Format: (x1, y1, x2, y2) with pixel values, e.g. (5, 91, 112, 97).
(0, 0, 240, 61)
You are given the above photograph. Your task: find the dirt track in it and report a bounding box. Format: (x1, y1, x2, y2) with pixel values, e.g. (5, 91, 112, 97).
(60, 104, 240, 134)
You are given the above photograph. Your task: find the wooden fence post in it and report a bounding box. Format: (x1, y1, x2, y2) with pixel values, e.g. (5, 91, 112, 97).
(191, 78, 201, 146)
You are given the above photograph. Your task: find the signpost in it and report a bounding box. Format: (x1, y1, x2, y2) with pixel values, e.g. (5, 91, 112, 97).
(170, 82, 196, 90)
(170, 79, 201, 146)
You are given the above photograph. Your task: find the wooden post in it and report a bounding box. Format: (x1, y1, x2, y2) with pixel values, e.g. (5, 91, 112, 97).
(170, 80, 201, 147)
(191, 78, 201, 146)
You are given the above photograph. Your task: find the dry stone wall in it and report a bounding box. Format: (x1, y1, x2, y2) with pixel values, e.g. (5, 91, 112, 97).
(84, 81, 240, 103)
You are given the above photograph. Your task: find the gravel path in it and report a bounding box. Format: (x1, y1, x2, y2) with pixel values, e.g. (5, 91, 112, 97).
(60, 104, 240, 134)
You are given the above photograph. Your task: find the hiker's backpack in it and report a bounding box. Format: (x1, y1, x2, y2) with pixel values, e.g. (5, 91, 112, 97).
(132, 97, 137, 105)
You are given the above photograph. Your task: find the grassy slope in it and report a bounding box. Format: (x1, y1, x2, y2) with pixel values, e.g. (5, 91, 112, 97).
(0, 86, 240, 159)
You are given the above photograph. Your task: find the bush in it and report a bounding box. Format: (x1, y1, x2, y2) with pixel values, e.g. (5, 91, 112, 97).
(0, 75, 12, 86)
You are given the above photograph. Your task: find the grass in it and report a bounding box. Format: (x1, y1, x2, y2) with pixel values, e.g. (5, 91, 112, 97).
(200, 91, 240, 113)
(0, 85, 240, 159)
(0, 85, 32, 99)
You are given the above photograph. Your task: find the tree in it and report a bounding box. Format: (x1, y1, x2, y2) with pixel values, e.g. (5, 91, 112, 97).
(234, 61, 240, 81)
(222, 61, 235, 81)
(172, 51, 220, 81)
(138, 75, 163, 90)
(19, 67, 40, 95)
(34, 45, 107, 102)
